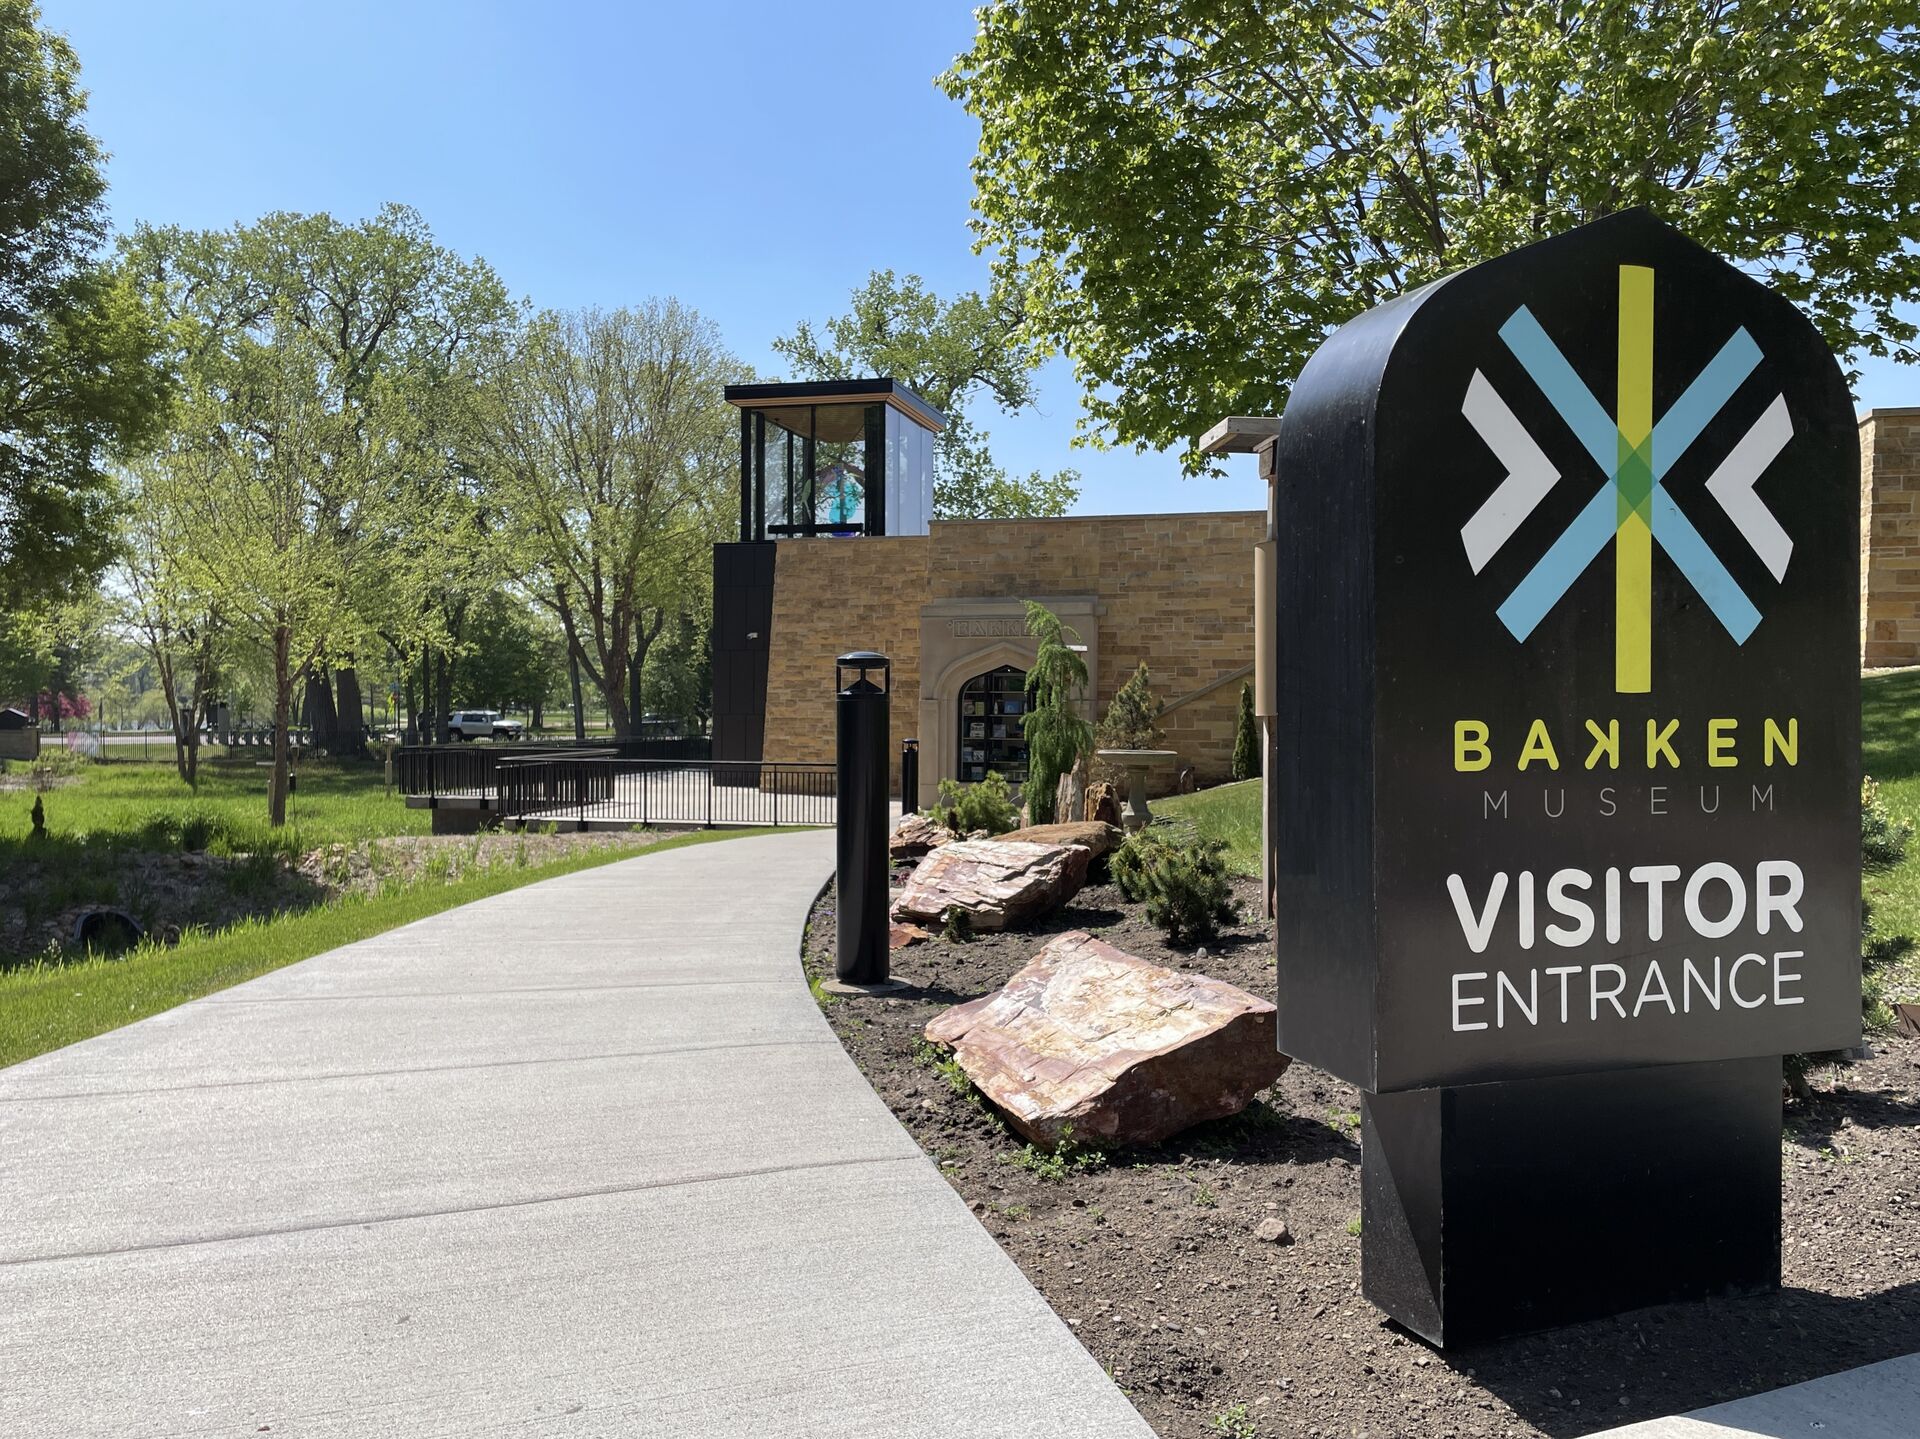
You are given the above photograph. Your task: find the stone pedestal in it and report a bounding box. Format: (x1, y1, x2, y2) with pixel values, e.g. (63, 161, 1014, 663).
(1095, 748, 1177, 832)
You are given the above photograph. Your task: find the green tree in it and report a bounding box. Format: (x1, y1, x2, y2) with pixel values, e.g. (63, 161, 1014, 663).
(0, 0, 169, 602)
(773, 270, 1080, 518)
(468, 303, 739, 737)
(124, 205, 515, 756)
(141, 328, 372, 823)
(1098, 661, 1165, 750)
(1231, 681, 1258, 782)
(1021, 599, 1093, 824)
(944, 1, 1920, 466)
(118, 457, 226, 784)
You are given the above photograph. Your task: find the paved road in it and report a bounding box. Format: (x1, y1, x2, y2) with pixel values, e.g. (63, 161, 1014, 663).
(0, 829, 1152, 1438)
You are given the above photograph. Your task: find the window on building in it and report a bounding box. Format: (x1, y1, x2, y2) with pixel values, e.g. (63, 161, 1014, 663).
(957, 665, 1028, 786)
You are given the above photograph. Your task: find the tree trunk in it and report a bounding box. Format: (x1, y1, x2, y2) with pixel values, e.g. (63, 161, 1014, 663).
(334, 666, 367, 758)
(270, 625, 292, 827)
(433, 653, 452, 744)
(403, 667, 418, 745)
(305, 671, 340, 752)
(569, 648, 586, 741)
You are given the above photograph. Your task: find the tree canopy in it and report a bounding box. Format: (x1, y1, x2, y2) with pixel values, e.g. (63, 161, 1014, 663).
(467, 301, 740, 737)
(774, 270, 1080, 517)
(944, 0, 1920, 467)
(0, 0, 169, 602)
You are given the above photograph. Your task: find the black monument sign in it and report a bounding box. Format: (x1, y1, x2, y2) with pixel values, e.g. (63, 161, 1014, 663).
(1273, 210, 1859, 1343)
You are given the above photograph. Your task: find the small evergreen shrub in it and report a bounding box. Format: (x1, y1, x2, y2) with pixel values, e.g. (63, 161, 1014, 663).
(1021, 600, 1093, 825)
(1097, 660, 1165, 750)
(927, 771, 1018, 836)
(1112, 825, 1237, 945)
(1231, 681, 1258, 781)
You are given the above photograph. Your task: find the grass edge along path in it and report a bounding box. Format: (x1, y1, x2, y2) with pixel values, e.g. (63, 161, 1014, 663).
(0, 827, 792, 1070)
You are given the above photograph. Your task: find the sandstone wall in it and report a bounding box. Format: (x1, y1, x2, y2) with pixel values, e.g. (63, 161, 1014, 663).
(761, 535, 929, 792)
(757, 511, 1262, 800)
(1862, 408, 1920, 668)
(929, 512, 1263, 786)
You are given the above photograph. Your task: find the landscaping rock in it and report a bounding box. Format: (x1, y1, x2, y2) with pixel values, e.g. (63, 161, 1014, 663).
(889, 813, 954, 860)
(923, 930, 1289, 1146)
(889, 921, 933, 950)
(1085, 781, 1121, 828)
(1253, 1216, 1293, 1245)
(998, 820, 1124, 859)
(891, 839, 1092, 932)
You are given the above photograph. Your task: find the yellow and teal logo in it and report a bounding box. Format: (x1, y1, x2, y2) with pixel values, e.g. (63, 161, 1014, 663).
(1461, 266, 1792, 693)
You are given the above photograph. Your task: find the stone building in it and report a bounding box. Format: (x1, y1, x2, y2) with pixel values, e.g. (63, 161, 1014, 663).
(712, 379, 1266, 808)
(713, 382, 1919, 810)
(1860, 406, 1920, 668)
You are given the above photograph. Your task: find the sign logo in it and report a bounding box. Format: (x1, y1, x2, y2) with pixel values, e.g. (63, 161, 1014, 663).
(1460, 265, 1793, 693)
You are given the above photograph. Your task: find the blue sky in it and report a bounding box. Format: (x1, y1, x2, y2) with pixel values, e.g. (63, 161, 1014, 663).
(43, 0, 1916, 518)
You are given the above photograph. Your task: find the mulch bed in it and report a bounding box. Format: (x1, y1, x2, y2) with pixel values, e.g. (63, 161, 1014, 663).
(801, 866, 1920, 1439)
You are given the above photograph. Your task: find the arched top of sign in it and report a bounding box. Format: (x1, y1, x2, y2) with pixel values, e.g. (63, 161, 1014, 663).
(1271, 208, 1860, 1095)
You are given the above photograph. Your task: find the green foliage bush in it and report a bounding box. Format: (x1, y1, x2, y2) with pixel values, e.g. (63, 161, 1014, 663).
(927, 771, 1018, 836)
(1231, 681, 1258, 782)
(1111, 825, 1237, 945)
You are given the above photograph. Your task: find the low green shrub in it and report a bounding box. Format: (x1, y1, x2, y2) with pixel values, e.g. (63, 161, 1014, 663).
(927, 771, 1018, 836)
(1112, 825, 1237, 945)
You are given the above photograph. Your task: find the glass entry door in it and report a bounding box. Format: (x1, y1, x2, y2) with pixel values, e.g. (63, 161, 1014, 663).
(957, 665, 1028, 786)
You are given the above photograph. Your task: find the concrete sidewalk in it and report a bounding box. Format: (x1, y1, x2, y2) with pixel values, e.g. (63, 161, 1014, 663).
(0, 829, 1153, 1437)
(1593, 1353, 1920, 1438)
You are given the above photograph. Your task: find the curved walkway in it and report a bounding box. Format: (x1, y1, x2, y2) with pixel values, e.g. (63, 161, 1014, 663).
(0, 830, 1152, 1438)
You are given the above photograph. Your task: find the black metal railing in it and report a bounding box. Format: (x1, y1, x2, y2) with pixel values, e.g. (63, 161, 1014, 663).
(497, 757, 836, 829)
(396, 735, 711, 802)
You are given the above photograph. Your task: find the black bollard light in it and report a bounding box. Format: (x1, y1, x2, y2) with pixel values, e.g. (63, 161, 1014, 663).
(831, 651, 900, 992)
(900, 737, 919, 815)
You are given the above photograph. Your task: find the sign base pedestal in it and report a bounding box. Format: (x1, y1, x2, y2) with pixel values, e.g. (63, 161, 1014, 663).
(1361, 1056, 1782, 1346)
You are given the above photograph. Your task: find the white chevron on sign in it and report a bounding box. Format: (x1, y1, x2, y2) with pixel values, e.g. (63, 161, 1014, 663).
(1705, 393, 1794, 582)
(1459, 369, 1561, 574)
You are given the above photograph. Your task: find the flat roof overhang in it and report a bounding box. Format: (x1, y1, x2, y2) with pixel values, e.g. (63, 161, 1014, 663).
(725, 377, 947, 433)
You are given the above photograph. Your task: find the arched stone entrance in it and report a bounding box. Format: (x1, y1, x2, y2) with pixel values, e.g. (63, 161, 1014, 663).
(917, 596, 1100, 808)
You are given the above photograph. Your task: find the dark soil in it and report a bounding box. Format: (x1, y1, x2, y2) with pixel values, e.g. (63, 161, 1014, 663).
(802, 868, 1920, 1439)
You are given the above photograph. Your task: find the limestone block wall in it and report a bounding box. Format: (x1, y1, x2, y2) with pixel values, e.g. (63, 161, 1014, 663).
(761, 535, 929, 794)
(1862, 408, 1920, 668)
(930, 512, 1263, 787)
(756, 511, 1263, 803)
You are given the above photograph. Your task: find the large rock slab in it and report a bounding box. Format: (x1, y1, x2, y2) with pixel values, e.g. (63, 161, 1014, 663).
(997, 821, 1123, 859)
(891, 839, 1091, 932)
(890, 813, 955, 860)
(924, 931, 1289, 1147)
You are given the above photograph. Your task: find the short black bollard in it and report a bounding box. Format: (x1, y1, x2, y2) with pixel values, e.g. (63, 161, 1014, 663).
(900, 736, 919, 815)
(829, 651, 900, 993)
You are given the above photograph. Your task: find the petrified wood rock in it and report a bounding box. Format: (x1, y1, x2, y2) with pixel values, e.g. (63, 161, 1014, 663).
(891, 839, 1091, 932)
(1085, 781, 1121, 828)
(998, 820, 1123, 859)
(889, 813, 955, 860)
(924, 931, 1289, 1147)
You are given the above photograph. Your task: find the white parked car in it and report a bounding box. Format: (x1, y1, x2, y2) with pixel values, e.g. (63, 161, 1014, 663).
(447, 709, 525, 742)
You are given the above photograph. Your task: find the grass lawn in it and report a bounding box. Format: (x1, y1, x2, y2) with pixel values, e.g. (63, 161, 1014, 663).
(1155, 778, 1261, 875)
(0, 756, 427, 852)
(1863, 669, 1920, 975)
(0, 827, 785, 1069)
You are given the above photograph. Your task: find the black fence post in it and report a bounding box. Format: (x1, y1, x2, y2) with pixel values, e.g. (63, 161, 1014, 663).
(900, 737, 919, 815)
